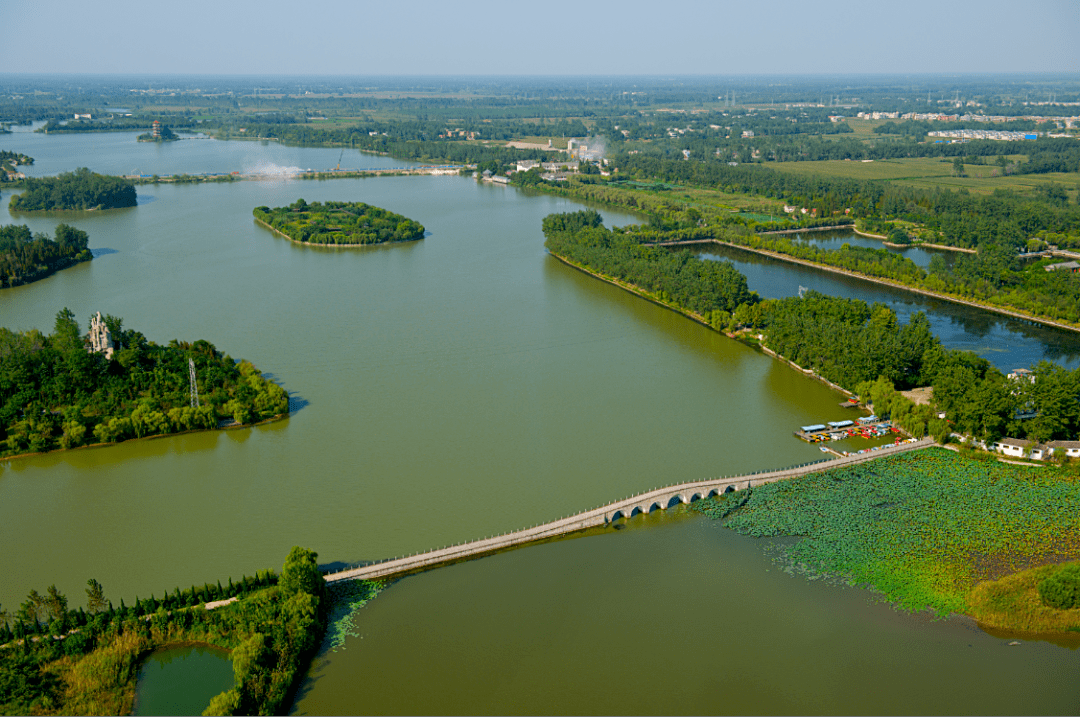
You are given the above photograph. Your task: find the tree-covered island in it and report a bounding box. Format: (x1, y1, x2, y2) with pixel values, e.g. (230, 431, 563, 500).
(0, 223, 91, 288)
(8, 168, 137, 212)
(0, 310, 289, 459)
(253, 199, 425, 246)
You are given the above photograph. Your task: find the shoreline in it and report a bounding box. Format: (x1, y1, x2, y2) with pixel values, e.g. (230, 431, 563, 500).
(546, 250, 857, 398)
(761, 224, 855, 235)
(0, 252, 91, 290)
(253, 217, 421, 247)
(657, 237, 1080, 334)
(0, 411, 288, 464)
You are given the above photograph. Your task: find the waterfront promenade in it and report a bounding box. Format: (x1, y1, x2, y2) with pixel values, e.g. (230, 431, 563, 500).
(324, 437, 935, 584)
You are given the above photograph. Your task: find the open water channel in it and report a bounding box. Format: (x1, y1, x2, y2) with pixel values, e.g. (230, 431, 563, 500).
(1, 127, 1078, 714)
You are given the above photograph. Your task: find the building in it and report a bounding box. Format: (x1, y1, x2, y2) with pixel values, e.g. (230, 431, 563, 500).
(996, 437, 1080, 460)
(1047, 441, 1080, 459)
(1007, 368, 1035, 383)
(1044, 261, 1080, 273)
(996, 437, 1032, 458)
(151, 120, 161, 139)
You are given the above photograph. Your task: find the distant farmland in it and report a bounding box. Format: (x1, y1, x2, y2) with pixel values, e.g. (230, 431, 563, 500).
(771, 157, 1078, 197)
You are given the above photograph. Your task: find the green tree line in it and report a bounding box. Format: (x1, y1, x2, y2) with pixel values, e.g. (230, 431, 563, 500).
(543, 210, 757, 322)
(9, 168, 137, 211)
(0, 547, 330, 716)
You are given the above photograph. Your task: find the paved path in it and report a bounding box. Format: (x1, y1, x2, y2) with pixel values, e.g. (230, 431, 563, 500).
(325, 438, 935, 584)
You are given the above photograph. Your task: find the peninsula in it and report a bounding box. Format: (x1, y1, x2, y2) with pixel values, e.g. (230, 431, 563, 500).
(253, 199, 425, 246)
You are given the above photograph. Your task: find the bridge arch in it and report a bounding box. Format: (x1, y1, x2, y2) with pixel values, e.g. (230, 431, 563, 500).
(667, 495, 684, 508)
(630, 506, 643, 517)
(648, 501, 663, 513)
(609, 510, 625, 522)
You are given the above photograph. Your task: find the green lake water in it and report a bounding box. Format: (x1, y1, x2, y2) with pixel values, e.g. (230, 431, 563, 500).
(1, 131, 1078, 714)
(133, 645, 232, 716)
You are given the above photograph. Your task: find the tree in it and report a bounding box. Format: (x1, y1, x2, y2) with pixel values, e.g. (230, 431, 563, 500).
(952, 157, 966, 177)
(52, 308, 82, 355)
(43, 586, 67, 622)
(54, 224, 89, 253)
(279, 546, 324, 599)
(85, 579, 107, 614)
(888, 226, 911, 245)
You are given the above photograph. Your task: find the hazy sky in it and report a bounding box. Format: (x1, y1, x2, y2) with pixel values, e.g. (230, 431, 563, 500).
(2, 0, 1078, 76)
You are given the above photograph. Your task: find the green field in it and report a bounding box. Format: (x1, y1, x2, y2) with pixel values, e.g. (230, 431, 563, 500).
(772, 157, 1080, 197)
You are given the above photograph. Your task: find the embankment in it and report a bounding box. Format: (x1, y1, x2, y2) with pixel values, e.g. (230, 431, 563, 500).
(656, 238, 1080, 334)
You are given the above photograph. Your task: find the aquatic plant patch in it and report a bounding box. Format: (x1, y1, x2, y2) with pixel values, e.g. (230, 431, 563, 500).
(694, 448, 1080, 616)
(325, 580, 385, 652)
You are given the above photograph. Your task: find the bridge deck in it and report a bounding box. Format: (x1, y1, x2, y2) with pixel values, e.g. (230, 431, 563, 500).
(324, 438, 934, 584)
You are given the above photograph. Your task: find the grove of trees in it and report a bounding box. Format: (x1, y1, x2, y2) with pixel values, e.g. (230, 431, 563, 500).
(9, 168, 137, 211)
(0, 310, 289, 458)
(254, 199, 425, 245)
(0, 223, 91, 288)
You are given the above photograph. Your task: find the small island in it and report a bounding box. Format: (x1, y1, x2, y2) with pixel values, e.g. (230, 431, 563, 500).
(254, 198, 425, 246)
(137, 121, 179, 142)
(9, 168, 137, 211)
(0, 223, 92, 288)
(0, 309, 289, 459)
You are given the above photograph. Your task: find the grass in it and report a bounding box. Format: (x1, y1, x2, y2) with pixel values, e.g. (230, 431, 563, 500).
(894, 171, 1080, 198)
(772, 157, 957, 181)
(771, 157, 1080, 197)
(968, 562, 1080, 633)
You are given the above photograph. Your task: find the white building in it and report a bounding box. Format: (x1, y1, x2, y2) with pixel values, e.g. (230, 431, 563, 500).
(1047, 441, 1080, 459)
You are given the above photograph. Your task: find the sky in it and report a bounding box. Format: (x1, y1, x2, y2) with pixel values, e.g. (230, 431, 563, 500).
(2, 0, 1078, 76)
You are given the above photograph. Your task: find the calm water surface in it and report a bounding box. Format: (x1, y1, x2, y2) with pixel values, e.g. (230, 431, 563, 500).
(698, 241, 1080, 371)
(134, 645, 232, 716)
(1, 134, 1078, 714)
(294, 511, 1080, 715)
(786, 228, 954, 269)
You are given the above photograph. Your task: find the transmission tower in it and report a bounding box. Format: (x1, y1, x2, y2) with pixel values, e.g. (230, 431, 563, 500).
(189, 358, 200, 408)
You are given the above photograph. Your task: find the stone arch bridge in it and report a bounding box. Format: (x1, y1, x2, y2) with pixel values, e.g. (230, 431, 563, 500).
(324, 438, 934, 585)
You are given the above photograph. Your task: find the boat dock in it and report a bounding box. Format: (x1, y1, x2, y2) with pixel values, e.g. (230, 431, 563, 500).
(795, 417, 905, 448)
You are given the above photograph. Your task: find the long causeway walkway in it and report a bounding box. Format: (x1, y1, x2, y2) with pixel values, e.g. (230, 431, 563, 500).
(324, 438, 935, 584)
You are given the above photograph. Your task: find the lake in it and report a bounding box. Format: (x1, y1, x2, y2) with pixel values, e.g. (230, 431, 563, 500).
(1, 130, 1078, 714)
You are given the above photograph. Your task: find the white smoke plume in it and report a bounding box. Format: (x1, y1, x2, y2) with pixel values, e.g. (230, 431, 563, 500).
(245, 161, 304, 179)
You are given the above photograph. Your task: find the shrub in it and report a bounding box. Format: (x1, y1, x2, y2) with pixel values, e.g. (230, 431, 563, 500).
(1037, 563, 1080, 610)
